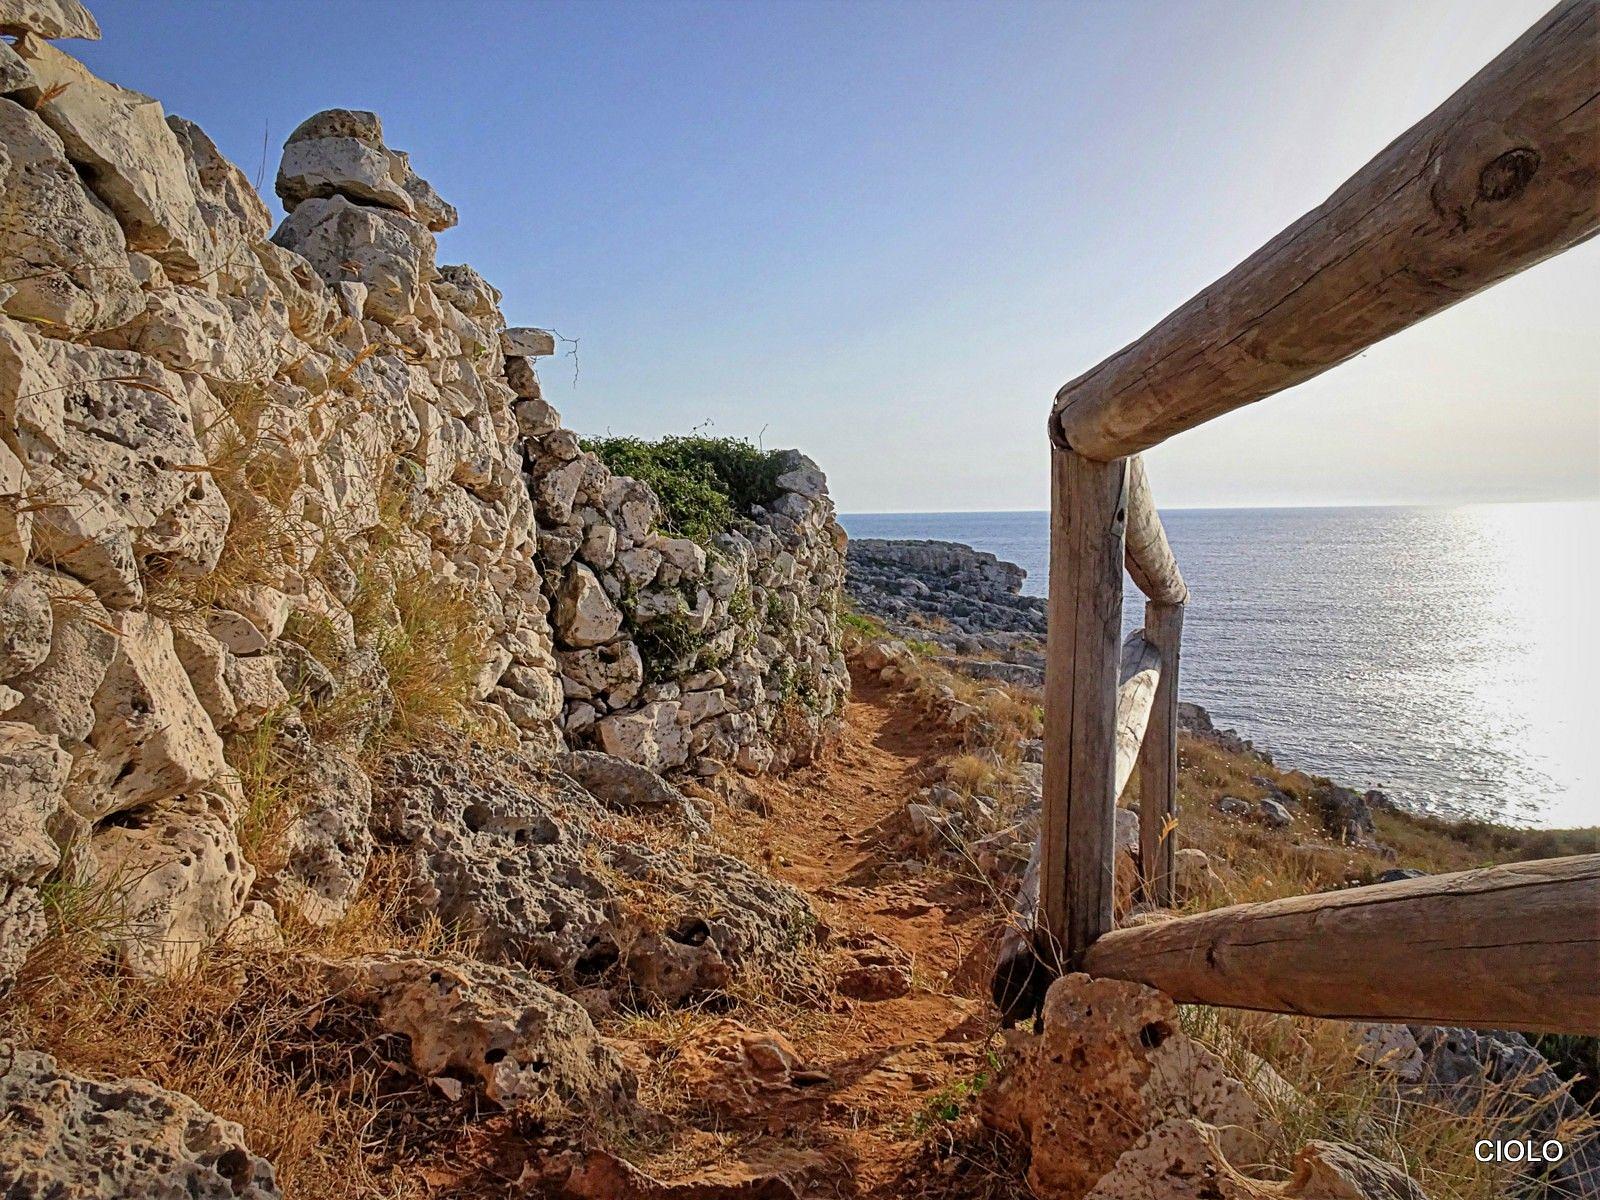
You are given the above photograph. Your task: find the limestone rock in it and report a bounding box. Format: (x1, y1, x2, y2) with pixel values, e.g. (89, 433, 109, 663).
(17, 36, 216, 279)
(553, 563, 623, 648)
(558, 748, 693, 813)
(0, 720, 71, 887)
(0, 0, 100, 39)
(272, 194, 430, 325)
(314, 952, 635, 1114)
(0, 99, 142, 334)
(0, 1048, 280, 1199)
(0, 880, 46, 984)
(1085, 1119, 1427, 1199)
(674, 1020, 823, 1121)
(982, 973, 1262, 1200)
(0, 41, 31, 92)
(2, 572, 117, 741)
(501, 326, 555, 357)
(75, 611, 226, 821)
(258, 745, 372, 926)
(373, 746, 814, 1004)
(0, 566, 52, 680)
(86, 791, 252, 975)
(277, 134, 414, 214)
(595, 700, 691, 772)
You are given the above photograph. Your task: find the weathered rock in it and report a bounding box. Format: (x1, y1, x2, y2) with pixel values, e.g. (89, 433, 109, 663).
(373, 746, 814, 1004)
(74, 611, 226, 820)
(272, 194, 430, 325)
(501, 326, 555, 357)
(674, 1020, 824, 1121)
(277, 134, 414, 214)
(982, 973, 1261, 1200)
(1085, 1118, 1427, 1199)
(0, 720, 71, 886)
(1, 572, 117, 741)
(553, 563, 623, 648)
(0, 100, 142, 334)
(0, 1048, 280, 1198)
(86, 791, 252, 975)
(258, 745, 372, 926)
(0, 567, 52, 681)
(0, 880, 46, 984)
(0, 0, 100, 39)
(595, 700, 691, 772)
(558, 748, 697, 815)
(313, 952, 635, 1114)
(17, 36, 216, 279)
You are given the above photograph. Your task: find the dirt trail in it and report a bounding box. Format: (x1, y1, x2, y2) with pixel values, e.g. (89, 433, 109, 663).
(722, 667, 1003, 1194)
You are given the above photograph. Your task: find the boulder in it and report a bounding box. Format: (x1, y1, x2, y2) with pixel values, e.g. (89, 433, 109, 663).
(277, 134, 414, 214)
(258, 746, 372, 926)
(982, 973, 1261, 1200)
(553, 564, 623, 648)
(86, 791, 252, 975)
(0, 720, 71, 887)
(373, 746, 814, 1004)
(0, 566, 52, 681)
(0, 99, 142, 334)
(1, 573, 118, 741)
(1085, 1118, 1427, 1199)
(17, 36, 216, 279)
(313, 953, 635, 1114)
(0, 880, 46, 985)
(271, 194, 431, 325)
(595, 700, 691, 772)
(0, 0, 100, 39)
(0, 1048, 280, 1199)
(74, 611, 225, 820)
(500, 326, 555, 357)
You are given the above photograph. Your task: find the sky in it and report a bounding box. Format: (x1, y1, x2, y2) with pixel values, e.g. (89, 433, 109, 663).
(70, 0, 1599, 512)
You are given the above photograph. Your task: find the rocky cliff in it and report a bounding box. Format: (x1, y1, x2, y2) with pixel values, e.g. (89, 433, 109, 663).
(0, 3, 844, 996)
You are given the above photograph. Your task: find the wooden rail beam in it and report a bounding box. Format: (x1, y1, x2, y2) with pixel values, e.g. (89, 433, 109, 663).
(1137, 600, 1183, 907)
(1125, 457, 1186, 605)
(1053, 0, 1600, 461)
(1083, 855, 1600, 1035)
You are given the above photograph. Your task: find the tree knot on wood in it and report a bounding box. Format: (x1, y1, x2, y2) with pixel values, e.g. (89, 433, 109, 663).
(1477, 147, 1540, 202)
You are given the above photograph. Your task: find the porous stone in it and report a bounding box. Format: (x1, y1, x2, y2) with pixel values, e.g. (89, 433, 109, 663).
(258, 745, 372, 926)
(272, 194, 430, 325)
(982, 972, 1261, 1200)
(0, 0, 100, 39)
(0, 100, 142, 334)
(0, 1048, 279, 1199)
(313, 952, 635, 1114)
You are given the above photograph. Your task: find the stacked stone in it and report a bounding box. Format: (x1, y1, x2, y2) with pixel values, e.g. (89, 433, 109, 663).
(518, 414, 851, 775)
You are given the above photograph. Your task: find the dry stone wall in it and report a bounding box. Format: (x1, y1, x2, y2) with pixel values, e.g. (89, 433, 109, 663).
(0, 5, 845, 993)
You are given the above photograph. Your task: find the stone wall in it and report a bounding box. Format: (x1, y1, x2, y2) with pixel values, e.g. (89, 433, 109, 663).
(0, 9, 844, 987)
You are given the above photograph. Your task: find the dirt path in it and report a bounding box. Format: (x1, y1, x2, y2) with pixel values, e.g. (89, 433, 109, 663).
(725, 668, 1003, 1194)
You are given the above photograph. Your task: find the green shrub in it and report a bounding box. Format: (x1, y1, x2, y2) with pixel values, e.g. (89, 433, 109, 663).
(582, 435, 786, 543)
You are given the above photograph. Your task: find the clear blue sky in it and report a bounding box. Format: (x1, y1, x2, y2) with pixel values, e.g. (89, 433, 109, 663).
(72, 0, 1598, 511)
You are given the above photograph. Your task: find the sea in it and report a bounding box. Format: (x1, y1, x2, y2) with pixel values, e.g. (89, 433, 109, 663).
(839, 503, 1599, 830)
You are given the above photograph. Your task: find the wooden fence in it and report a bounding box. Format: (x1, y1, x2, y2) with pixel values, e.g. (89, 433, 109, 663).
(994, 0, 1600, 1035)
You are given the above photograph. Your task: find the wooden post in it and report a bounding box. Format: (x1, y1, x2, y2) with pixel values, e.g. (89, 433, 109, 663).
(1038, 444, 1128, 979)
(1124, 457, 1187, 605)
(1083, 855, 1600, 1035)
(1138, 600, 1183, 907)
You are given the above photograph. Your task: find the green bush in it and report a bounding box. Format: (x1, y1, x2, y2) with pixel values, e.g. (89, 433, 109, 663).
(581, 435, 786, 543)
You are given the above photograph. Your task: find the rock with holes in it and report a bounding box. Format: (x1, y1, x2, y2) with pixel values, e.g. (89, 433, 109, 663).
(1, 572, 117, 742)
(271, 193, 431, 325)
(0, 0, 100, 39)
(257, 745, 372, 926)
(0, 99, 142, 335)
(311, 952, 635, 1114)
(0, 1048, 280, 1199)
(0, 720, 71, 885)
(372, 745, 815, 1005)
(0, 565, 53, 682)
(1085, 1118, 1428, 1199)
(71, 611, 225, 821)
(85, 790, 252, 975)
(982, 972, 1263, 1200)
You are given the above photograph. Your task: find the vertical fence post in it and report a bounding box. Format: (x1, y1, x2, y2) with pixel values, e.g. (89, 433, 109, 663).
(1039, 442, 1128, 973)
(1139, 599, 1183, 907)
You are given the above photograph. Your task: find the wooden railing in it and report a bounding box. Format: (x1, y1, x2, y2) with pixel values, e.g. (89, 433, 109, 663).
(995, 0, 1600, 1034)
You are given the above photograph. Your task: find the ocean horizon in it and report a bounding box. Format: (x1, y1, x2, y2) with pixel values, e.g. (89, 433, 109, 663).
(840, 501, 1599, 830)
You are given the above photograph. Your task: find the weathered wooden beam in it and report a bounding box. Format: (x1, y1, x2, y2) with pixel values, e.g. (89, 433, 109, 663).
(1124, 457, 1186, 605)
(1083, 855, 1600, 1035)
(996, 626, 1150, 1023)
(1138, 600, 1183, 908)
(1039, 446, 1128, 979)
(1053, 0, 1600, 461)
